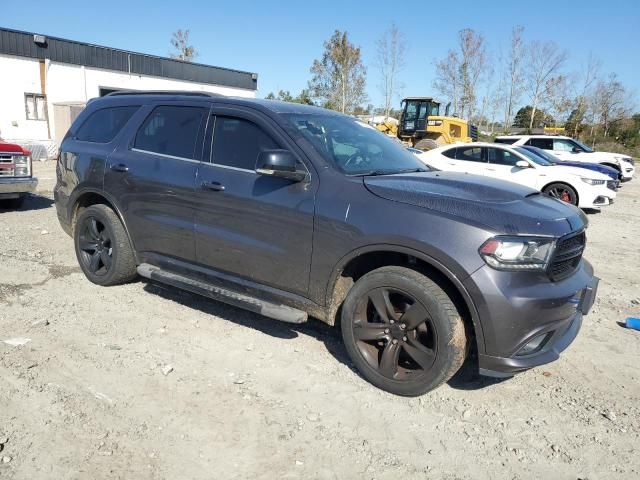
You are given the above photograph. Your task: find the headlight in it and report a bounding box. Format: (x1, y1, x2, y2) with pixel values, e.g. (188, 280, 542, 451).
(479, 236, 556, 271)
(13, 155, 31, 177)
(581, 178, 605, 185)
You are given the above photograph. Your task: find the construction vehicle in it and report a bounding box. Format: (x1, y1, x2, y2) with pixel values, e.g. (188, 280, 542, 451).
(374, 117, 398, 136)
(397, 97, 478, 150)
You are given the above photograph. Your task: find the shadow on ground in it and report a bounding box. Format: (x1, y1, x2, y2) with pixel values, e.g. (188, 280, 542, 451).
(143, 279, 507, 393)
(0, 193, 54, 212)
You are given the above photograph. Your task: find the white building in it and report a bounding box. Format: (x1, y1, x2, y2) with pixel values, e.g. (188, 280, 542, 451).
(0, 27, 258, 159)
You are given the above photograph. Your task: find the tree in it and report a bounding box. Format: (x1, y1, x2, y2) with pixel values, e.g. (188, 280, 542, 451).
(376, 23, 406, 117)
(308, 30, 367, 114)
(265, 89, 314, 105)
(524, 41, 567, 130)
(503, 26, 525, 132)
(591, 73, 632, 137)
(569, 53, 601, 137)
(433, 50, 460, 115)
(513, 105, 553, 129)
(170, 29, 198, 62)
(433, 28, 487, 119)
(457, 28, 487, 119)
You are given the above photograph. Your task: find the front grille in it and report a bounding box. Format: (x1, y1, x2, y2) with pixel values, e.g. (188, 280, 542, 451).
(0, 155, 16, 177)
(607, 180, 619, 191)
(548, 231, 586, 281)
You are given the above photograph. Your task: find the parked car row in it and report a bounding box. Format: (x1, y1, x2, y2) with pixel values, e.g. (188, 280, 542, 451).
(414, 136, 635, 210)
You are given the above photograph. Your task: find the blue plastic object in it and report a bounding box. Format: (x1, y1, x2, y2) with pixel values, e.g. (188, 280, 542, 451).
(625, 317, 640, 331)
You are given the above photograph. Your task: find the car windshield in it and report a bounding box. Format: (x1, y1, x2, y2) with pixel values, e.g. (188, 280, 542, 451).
(572, 138, 594, 153)
(285, 113, 429, 175)
(514, 147, 553, 166)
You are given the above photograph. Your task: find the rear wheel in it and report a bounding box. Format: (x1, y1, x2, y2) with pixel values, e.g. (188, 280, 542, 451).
(74, 204, 137, 286)
(543, 183, 578, 206)
(341, 266, 467, 396)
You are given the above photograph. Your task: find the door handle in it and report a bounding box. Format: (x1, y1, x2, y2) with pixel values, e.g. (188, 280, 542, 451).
(201, 180, 225, 191)
(110, 163, 129, 173)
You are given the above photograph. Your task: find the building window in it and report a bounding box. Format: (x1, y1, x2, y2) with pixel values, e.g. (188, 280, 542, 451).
(25, 93, 46, 120)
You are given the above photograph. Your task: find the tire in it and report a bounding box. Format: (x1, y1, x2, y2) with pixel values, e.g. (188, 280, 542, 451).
(414, 139, 440, 151)
(341, 266, 467, 396)
(74, 204, 137, 286)
(543, 182, 578, 206)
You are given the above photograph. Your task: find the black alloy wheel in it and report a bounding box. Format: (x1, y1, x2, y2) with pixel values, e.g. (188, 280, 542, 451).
(78, 216, 113, 276)
(352, 287, 437, 380)
(544, 183, 578, 206)
(341, 266, 467, 396)
(74, 204, 137, 286)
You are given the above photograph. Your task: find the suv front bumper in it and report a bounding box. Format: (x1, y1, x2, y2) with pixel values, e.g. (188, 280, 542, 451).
(0, 177, 38, 198)
(464, 260, 598, 377)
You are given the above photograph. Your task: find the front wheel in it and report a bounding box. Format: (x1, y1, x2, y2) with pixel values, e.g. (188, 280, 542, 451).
(341, 266, 467, 396)
(543, 183, 578, 206)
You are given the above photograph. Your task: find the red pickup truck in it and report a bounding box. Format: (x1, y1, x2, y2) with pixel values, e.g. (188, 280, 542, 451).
(0, 141, 38, 207)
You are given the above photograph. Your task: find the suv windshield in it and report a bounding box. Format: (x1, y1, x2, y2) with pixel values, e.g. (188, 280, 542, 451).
(514, 146, 553, 166)
(285, 113, 429, 175)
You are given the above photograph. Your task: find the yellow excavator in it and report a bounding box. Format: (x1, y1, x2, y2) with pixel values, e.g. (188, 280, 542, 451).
(388, 97, 477, 150)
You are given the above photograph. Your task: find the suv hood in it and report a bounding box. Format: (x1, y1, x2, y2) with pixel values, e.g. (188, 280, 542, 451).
(364, 172, 586, 236)
(581, 151, 630, 163)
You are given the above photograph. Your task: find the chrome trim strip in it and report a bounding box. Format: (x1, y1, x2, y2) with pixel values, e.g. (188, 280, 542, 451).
(131, 148, 199, 163)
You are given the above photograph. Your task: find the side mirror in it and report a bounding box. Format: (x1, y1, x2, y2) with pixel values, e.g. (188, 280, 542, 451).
(515, 160, 530, 169)
(256, 150, 307, 182)
(572, 146, 581, 153)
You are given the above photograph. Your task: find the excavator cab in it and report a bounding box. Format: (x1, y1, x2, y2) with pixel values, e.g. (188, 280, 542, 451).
(398, 97, 476, 151)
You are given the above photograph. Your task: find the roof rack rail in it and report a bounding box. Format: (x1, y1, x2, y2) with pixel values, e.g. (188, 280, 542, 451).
(106, 90, 223, 97)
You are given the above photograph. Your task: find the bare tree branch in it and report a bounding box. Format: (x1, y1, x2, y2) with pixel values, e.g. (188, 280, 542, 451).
(376, 23, 406, 118)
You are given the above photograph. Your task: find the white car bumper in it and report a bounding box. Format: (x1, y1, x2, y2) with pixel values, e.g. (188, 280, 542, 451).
(577, 182, 617, 209)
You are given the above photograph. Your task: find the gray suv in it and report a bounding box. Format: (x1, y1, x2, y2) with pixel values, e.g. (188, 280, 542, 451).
(54, 92, 598, 396)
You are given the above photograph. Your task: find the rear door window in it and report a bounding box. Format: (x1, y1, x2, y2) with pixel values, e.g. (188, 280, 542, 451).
(134, 106, 206, 159)
(75, 106, 139, 143)
(455, 147, 484, 162)
(525, 137, 553, 150)
(211, 116, 280, 171)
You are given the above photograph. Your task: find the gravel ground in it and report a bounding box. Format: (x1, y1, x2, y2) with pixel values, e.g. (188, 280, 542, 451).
(1, 161, 639, 479)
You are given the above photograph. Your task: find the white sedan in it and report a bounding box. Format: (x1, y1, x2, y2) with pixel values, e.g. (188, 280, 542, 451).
(415, 142, 616, 209)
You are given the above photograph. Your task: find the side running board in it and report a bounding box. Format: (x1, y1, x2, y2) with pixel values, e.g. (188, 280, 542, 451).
(137, 263, 308, 324)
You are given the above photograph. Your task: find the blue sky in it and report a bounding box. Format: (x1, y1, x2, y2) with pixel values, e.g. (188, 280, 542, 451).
(2, 0, 639, 108)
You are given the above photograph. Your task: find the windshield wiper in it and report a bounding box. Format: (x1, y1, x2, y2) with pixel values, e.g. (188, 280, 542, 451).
(355, 168, 428, 177)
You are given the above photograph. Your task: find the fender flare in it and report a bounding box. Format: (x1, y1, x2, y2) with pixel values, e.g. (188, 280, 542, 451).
(68, 187, 138, 256)
(325, 244, 486, 352)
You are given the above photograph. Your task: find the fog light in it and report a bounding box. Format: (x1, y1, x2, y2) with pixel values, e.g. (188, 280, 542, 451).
(517, 333, 550, 356)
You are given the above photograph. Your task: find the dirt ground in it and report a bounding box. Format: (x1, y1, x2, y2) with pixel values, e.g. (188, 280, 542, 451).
(1, 161, 639, 480)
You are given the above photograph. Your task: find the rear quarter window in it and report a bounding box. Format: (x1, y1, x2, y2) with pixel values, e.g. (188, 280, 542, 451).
(75, 106, 139, 143)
